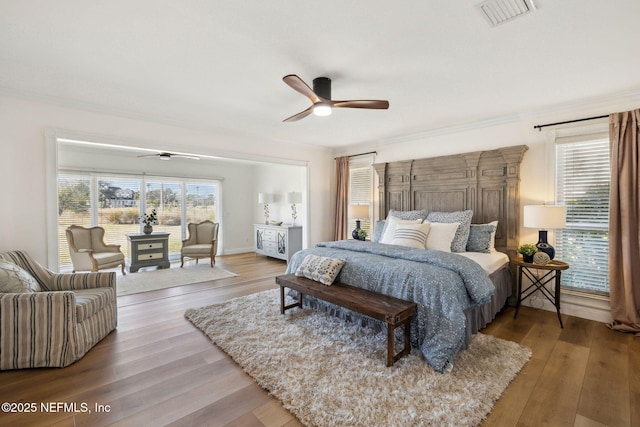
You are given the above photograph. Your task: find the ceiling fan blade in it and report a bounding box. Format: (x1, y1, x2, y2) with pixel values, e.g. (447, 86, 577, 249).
(283, 106, 314, 122)
(172, 154, 201, 160)
(137, 154, 160, 158)
(331, 100, 390, 109)
(283, 74, 321, 104)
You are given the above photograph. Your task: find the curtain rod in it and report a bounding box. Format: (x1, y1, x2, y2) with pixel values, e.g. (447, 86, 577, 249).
(533, 114, 609, 131)
(334, 151, 377, 160)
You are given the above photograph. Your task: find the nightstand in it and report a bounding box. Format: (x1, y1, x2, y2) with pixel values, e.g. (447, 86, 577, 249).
(512, 258, 569, 328)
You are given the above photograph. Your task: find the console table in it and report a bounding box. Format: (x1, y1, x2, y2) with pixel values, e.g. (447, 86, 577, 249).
(127, 232, 171, 272)
(254, 224, 302, 263)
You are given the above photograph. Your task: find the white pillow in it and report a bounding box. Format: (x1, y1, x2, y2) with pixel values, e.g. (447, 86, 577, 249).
(295, 254, 346, 286)
(380, 216, 423, 244)
(424, 221, 460, 252)
(0, 260, 42, 293)
(391, 223, 431, 249)
(488, 220, 498, 251)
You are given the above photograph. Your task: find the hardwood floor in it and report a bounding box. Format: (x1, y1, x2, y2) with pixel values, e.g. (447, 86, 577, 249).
(1, 253, 638, 426)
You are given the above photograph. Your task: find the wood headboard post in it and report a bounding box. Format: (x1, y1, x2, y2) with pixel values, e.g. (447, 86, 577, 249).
(373, 145, 528, 258)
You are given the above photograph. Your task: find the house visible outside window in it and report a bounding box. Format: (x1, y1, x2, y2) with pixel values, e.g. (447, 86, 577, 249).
(554, 131, 610, 296)
(57, 173, 219, 269)
(348, 157, 374, 239)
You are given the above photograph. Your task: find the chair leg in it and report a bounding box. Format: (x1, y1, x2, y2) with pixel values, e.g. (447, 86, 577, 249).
(180, 256, 184, 268)
(121, 263, 126, 275)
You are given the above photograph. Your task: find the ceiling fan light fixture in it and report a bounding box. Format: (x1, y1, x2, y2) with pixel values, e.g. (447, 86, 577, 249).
(313, 103, 332, 117)
(159, 153, 171, 160)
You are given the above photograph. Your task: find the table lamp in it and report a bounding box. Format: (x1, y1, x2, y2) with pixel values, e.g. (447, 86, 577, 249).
(258, 193, 274, 224)
(286, 192, 302, 225)
(523, 204, 566, 259)
(349, 204, 370, 240)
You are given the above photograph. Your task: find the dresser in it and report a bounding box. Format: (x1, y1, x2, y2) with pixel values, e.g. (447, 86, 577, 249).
(127, 232, 171, 272)
(254, 224, 302, 263)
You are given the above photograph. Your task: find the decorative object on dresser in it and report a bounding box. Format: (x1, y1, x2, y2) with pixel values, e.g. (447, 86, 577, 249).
(258, 193, 275, 224)
(65, 225, 126, 275)
(254, 223, 302, 263)
(0, 250, 117, 369)
(523, 204, 566, 259)
(180, 220, 219, 267)
(140, 208, 158, 234)
(127, 232, 170, 273)
(286, 191, 302, 225)
(349, 204, 369, 240)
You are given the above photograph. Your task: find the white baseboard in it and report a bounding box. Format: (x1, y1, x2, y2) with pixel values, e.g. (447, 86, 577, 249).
(521, 290, 612, 324)
(222, 247, 255, 256)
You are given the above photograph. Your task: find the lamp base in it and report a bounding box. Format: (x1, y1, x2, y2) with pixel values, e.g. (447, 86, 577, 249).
(352, 220, 364, 241)
(536, 230, 555, 260)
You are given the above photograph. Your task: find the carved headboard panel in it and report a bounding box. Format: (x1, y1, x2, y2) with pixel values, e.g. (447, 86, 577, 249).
(373, 145, 528, 258)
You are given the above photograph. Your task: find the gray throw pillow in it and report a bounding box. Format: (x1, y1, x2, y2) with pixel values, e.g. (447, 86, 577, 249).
(466, 224, 497, 253)
(426, 210, 473, 252)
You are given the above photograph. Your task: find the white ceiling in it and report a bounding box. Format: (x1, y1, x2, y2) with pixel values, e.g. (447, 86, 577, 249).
(1, 0, 639, 149)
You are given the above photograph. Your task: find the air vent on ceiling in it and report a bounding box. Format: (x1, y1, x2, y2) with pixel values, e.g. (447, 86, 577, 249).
(477, 0, 536, 27)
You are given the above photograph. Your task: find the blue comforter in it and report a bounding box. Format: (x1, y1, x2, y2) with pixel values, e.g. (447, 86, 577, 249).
(285, 240, 495, 372)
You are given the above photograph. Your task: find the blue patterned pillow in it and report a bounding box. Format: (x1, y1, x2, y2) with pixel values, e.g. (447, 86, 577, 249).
(426, 210, 473, 253)
(388, 209, 429, 221)
(371, 220, 386, 243)
(295, 255, 346, 285)
(466, 224, 497, 253)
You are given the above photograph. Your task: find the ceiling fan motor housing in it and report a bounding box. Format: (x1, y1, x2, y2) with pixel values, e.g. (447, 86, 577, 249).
(312, 77, 331, 100)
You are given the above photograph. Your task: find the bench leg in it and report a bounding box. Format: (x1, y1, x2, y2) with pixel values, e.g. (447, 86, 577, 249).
(279, 286, 303, 314)
(387, 325, 395, 367)
(387, 319, 413, 367)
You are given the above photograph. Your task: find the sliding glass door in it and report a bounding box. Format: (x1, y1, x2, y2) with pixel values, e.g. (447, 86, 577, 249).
(58, 173, 220, 269)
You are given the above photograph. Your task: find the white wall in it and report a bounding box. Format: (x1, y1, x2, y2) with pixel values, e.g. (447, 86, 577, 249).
(0, 95, 333, 266)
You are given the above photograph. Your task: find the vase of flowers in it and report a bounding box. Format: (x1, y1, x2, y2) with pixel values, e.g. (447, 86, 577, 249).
(518, 243, 537, 263)
(141, 209, 158, 234)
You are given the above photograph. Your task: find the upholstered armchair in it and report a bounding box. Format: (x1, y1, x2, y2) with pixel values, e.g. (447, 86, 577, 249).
(66, 225, 126, 275)
(181, 220, 219, 267)
(0, 250, 117, 370)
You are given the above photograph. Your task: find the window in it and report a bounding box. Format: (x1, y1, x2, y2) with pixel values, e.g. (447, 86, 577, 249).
(554, 133, 610, 295)
(348, 158, 373, 238)
(58, 173, 219, 269)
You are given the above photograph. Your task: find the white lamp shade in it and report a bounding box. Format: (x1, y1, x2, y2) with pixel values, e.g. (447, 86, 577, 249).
(286, 192, 302, 204)
(258, 193, 274, 204)
(349, 204, 370, 219)
(523, 205, 566, 229)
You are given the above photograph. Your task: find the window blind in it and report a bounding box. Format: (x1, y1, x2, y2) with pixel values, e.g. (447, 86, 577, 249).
(555, 136, 610, 295)
(349, 161, 373, 238)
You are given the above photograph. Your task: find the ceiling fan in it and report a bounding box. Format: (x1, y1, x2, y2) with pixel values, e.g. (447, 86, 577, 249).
(282, 74, 389, 122)
(137, 152, 200, 161)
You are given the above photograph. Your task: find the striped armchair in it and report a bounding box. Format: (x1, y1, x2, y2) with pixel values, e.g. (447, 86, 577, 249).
(0, 251, 117, 370)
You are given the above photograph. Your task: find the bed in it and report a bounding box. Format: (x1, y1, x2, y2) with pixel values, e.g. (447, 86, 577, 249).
(287, 145, 528, 372)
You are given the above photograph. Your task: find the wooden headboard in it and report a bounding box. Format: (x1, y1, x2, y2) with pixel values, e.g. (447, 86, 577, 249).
(373, 145, 528, 258)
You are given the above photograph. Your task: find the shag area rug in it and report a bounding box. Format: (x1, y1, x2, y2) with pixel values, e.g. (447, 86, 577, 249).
(117, 264, 236, 296)
(185, 289, 531, 427)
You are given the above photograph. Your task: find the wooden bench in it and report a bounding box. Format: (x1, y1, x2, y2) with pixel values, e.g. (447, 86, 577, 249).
(275, 273, 417, 367)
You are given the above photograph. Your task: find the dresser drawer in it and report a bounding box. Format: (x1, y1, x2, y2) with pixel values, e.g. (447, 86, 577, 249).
(262, 229, 277, 241)
(137, 252, 164, 261)
(137, 242, 164, 250)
